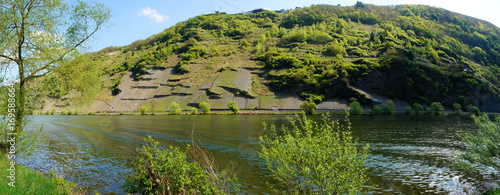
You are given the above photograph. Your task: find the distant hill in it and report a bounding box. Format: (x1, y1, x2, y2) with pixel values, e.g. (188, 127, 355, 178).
(36, 3, 500, 113)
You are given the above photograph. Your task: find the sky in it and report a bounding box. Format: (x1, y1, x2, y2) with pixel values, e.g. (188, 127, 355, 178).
(84, 0, 500, 52)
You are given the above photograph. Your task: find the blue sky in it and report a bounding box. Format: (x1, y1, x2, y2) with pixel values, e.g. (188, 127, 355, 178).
(86, 0, 500, 52)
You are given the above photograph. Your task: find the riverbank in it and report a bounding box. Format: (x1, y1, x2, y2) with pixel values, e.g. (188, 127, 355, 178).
(0, 154, 79, 195)
(34, 109, 500, 116)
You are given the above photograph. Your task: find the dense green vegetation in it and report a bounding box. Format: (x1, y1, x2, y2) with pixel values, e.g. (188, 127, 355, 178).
(123, 136, 239, 194)
(0, 154, 78, 195)
(456, 114, 500, 194)
(258, 114, 369, 194)
(456, 114, 500, 172)
(38, 2, 500, 112)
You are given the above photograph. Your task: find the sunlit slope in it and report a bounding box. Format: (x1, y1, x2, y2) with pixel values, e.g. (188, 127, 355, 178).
(40, 3, 500, 112)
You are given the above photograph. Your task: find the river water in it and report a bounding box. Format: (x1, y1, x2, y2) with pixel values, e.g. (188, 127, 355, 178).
(19, 115, 498, 194)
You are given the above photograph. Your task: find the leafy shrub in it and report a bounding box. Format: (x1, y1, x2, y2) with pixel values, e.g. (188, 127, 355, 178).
(456, 114, 500, 172)
(425, 107, 432, 115)
(412, 103, 424, 114)
(169, 102, 182, 115)
(61, 110, 67, 115)
(258, 114, 370, 194)
(467, 105, 481, 116)
(123, 136, 240, 194)
(190, 107, 198, 115)
(372, 105, 382, 114)
(199, 101, 211, 114)
(405, 106, 412, 115)
(453, 103, 462, 115)
(323, 42, 346, 57)
(349, 101, 363, 115)
(51, 109, 55, 115)
(382, 100, 395, 115)
(300, 101, 316, 115)
(139, 106, 148, 115)
(430, 102, 444, 115)
(307, 31, 333, 44)
(228, 100, 239, 114)
(300, 93, 324, 104)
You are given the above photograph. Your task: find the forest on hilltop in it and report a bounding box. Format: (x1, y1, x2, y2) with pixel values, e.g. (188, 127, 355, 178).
(36, 2, 500, 112)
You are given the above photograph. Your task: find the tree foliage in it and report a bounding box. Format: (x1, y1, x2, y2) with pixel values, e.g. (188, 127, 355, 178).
(168, 102, 182, 115)
(123, 136, 239, 194)
(300, 101, 316, 115)
(349, 101, 363, 115)
(258, 114, 370, 194)
(0, 0, 111, 132)
(456, 114, 500, 173)
(199, 101, 211, 114)
(228, 100, 239, 114)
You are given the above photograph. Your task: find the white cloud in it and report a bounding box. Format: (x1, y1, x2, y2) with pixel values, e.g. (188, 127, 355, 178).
(138, 7, 169, 23)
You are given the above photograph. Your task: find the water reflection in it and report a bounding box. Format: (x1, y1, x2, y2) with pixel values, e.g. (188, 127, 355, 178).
(19, 115, 498, 194)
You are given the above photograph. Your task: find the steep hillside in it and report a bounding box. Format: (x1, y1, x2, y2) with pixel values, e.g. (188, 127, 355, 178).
(38, 3, 500, 113)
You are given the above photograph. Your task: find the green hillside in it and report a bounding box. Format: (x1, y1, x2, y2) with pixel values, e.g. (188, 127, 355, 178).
(37, 3, 500, 113)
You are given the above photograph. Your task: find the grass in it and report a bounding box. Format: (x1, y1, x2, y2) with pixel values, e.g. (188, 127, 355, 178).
(0, 154, 78, 195)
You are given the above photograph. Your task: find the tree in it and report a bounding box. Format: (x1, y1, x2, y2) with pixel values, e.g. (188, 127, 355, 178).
(139, 106, 148, 115)
(300, 101, 316, 115)
(258, 114, 369, 194)
(0, 0, 111, 133)
(228, 100, 239, 114)
(355, 1, 365, 8)
(190, 107, 198, 115)
(349, 101, 363, 115)
(453, 103, 462, 115)
(383, 100, 395, 115)
(468, 105, 481, 116)
(372, 105, 382, 114)
(199, 101, 211, 114)
(404, 106, 412, 115)
(456, 114, 500, 173)
(430, 102, 444, 115)
(412, 103, 423, 115)
(169, 102, 182, 115)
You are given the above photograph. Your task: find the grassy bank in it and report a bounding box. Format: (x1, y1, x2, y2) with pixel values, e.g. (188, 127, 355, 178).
(0, 154, 77, 195)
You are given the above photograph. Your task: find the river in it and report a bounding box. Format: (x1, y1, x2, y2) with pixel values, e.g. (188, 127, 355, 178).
(19, 115, 498, 194)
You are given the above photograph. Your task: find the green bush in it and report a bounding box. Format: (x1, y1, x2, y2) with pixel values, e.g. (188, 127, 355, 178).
(300, 101, 316, 115)
(228, 100, 239, 114)
(190, 107, 198, 115)
(412, 103, 424, 114)
(139, 106, 148, 115)
(372, 105, 382, 114)
(404, 106, 412, 115)
(199, 101, 211, 114)
(425, 107, 432, 115)
(431, 102, 444, 115)
(467, 105, 481, 116)
(50, 109, 55, 115)
(258, 114, 370, 194)
(453, 103, 462, 115)
(169, 102, 182, 115)
(123, 136, 240, 194)
(349, 101, 363, 115)
(323, 42, 346, 57)
(60, 110, 67, 115)
(456, 114, 500, 173)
